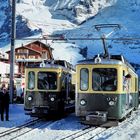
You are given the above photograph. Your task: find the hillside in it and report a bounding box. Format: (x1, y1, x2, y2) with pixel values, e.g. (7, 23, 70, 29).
(0, 0, 140, 74)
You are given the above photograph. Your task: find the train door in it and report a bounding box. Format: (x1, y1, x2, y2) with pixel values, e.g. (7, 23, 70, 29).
(61, 73, 67, 100)
(123, 70, 131, 109)
(65, 75, 68, 101)
(65, 74, 72, 102)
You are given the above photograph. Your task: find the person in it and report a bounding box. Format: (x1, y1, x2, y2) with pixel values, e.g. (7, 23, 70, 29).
(123, 74, 132, 109)
(0, 84, 9, 121)
(0, 87, 4, 120)
(102, 76, 117, 91)
(123, 74, 131, 91)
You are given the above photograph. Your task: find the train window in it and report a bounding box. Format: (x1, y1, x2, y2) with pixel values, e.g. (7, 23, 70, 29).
(28, 71, 35, 90)
(37, 72, 57, 90)
(92, 68, 117, 91)
(80, 68, 89, 91)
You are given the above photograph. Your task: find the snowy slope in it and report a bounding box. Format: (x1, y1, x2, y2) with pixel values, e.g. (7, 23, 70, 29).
(0, 0, 42, 47)
(50, 0, 140, 68)
(0, 0, 140, 72)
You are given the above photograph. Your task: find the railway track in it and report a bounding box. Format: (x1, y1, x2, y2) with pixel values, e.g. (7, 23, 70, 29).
(66, 109, 140, 140)
(60, 126, 107, 140)
(0, 118, 53, 140)
(0, 118, 40, 137)
(1, 109, 139, 140)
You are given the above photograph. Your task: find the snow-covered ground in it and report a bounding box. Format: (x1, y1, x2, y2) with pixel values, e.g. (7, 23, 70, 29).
(1, 104, 140, 140)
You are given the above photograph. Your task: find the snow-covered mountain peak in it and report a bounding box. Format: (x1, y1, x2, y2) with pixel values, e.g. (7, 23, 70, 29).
(50, 0, 117, 24)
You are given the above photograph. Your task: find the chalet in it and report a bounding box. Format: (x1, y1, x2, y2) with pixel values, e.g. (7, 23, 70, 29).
(6, 40, 53, 75)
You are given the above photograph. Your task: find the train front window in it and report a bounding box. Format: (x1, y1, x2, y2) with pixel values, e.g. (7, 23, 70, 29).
(37, 72, 57, 90)
(92, 68, 117, 91)
(80, 68, 89, 91)
(28, 71, 35, 90)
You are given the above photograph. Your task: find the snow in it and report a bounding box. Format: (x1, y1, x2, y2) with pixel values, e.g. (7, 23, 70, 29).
(0, 104, 30, 130)
(16, 1, 77, 34)
(1, 0, 140, 68)
(51, 42, 83, 64)
(1, 104, 140, 140)
(14, 0, 140, 67)
(1, 1, 140, 138)
(95, 110, 140, 140)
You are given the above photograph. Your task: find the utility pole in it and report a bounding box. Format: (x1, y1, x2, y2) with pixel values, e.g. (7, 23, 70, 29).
(10, 0, 16, 103)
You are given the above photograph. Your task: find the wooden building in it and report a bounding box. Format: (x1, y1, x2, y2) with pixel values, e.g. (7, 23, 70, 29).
(6, 40, 53, 75)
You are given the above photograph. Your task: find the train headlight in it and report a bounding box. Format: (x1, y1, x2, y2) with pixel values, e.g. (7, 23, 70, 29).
(80, 99, 86, 106)
(50, 97, 55, 102)
(28, 96, 32, 101)
(109, 101, 115, 106)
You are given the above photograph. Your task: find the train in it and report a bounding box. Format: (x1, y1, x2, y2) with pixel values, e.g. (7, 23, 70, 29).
(75, 54, 139, 126)
(75, 24, 139, 126)
(24, 23, 139, 125)
(24, 60, 75, 117)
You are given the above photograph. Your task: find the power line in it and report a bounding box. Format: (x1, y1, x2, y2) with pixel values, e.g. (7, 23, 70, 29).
(16, 37, 140, 41)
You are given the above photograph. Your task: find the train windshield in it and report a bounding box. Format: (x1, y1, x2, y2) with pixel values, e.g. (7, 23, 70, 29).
(37, 72, 57, 90)
(92, 68, 117, 91)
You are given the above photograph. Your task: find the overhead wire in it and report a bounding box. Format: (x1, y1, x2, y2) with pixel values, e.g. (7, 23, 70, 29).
(91, 2, 136, 41)
(85, 1, 140, 58)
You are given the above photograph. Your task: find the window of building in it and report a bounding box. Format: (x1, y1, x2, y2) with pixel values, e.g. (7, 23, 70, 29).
(29, 56, 35, 59)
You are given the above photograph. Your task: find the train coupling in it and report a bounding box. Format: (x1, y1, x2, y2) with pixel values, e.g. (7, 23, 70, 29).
(82, 111, 108, 125)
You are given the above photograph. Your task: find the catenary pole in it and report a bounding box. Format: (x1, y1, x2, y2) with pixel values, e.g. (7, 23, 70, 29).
(10, 0, 16, 103)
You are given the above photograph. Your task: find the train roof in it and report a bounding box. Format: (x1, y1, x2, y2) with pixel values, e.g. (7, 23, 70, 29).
(26, 59, 75, 72)
(77, 55, 135, 71)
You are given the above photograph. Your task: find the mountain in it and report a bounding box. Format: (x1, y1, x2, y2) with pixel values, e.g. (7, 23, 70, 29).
(47, 0, 117, 24)
(0, 0, 140, 74)
(0, 0, 42, 47)
(0, 0, 117, 47)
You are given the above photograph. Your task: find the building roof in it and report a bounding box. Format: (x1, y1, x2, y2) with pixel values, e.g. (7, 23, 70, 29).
(5, 40, 53, 54)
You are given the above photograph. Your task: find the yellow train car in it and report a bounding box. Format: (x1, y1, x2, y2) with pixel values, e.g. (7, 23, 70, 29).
(24, 60, 75, 117)
(75, 55, 139, 125)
